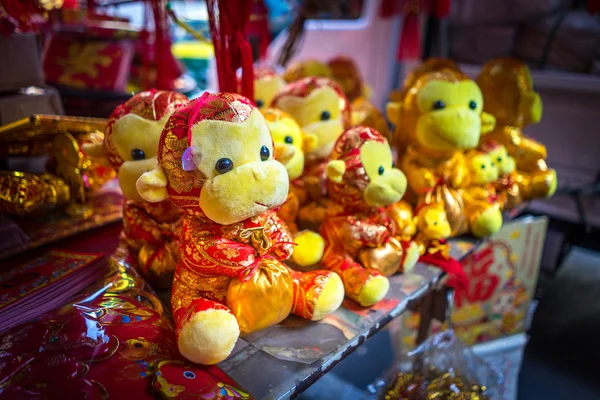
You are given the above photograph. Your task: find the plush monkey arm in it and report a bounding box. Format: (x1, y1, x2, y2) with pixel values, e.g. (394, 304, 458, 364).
(264, 210, 295, 260)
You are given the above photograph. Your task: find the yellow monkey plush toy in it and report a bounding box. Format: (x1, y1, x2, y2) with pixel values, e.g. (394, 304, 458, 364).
(271, 77, 352, 230)
(253, 66, 286, 111)
(321, 126, 420, 307)
(136, 92, 343, 365)
(476, 58, 557, 198)
(386, 67, 502, 238)
(83, 89, 188, 289)
(263, 107, 325, 267)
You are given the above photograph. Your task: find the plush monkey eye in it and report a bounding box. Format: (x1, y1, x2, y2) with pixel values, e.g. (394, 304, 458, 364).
(432, 100, 445, 110)
(434, 221, 438, 226)
(284, 136, 293, 144)
(378, 166, 384, 175)
(469, 100, 477, 110)
(131, 148, 145, 160)
(215, 158, 233, 174)
(320, 111, 331, 121)
(256, 99, 264, 108)
(183, 371, 196, 379)
(260, 145, 270, 161)
(480, 164, 486, 170)
(497, 157, 503, 163)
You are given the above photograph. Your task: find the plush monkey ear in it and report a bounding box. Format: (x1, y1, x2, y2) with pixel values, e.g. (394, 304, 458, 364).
(386, 101, 402, 127)
(82, 142, 111, 166)
(302, 131, 318, 153)
(520, 92, 543, 125)
(480, 112, 496, 134)
(136, 167, 169, 202)
(326, 160, 346, 183)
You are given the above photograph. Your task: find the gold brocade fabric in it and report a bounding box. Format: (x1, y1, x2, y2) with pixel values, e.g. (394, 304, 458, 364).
(121, 200, 183, 289)
(226, 258, 293, 335)
(171, 267, 232, 314)
(289, 269, 331, 320)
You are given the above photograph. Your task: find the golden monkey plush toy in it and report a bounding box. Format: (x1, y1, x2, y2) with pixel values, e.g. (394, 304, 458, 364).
(321, 126, 420, 307)
(412, 202, 468, 288)
(460, 147, 503, 237)
(271, 77, 352, 230)
(263, 107, 325, 267)
(476, 58, 557, 198)
(282, 59, 333, 83)
(483, 140, 554, 210)
(136, 92, 343, 365)
(253, 66, 286, 111)
(83, 89, 187, 289)
(386, 67, 502, 238)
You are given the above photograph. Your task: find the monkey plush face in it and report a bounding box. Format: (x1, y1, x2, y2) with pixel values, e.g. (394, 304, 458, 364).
(465, 151, 499, 186)
(83, 90, 188, 202)
(482, 141, 515, 177)
(327, 127, 407, 209)
(415, 79, 487, 152)
(387, 69, 495, 157)
(264, 108, 317, 180)
(137, 93, 289, 226)
(253, 67, 286, 110)
(272, 77, 350, 161)
(416, 204, 452, 240)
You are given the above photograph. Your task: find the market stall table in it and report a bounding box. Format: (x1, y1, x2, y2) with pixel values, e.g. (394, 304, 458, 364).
(213, 238, 477, 399)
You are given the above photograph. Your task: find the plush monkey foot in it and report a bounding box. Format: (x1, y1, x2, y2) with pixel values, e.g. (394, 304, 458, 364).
(291, 230, 325, 267)
(357, 274, 389, 307)
(311, 272, 344, 320)
(537, 168, 558, 198)
(177, 306, 240, 365)
(289, 269, 344, 320)
(401, 241, 421, 273)
(470, 206, 503, 238)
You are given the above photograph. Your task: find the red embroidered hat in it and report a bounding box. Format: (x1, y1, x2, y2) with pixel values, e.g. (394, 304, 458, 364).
(156, 92, 256, 210)
(327, 126, 387, 209)
(104, 89, 189, 168)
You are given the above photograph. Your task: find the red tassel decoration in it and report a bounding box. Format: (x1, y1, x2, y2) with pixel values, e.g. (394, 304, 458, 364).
(150, 0, 183, 90)
(434, 0, 451, 19)
(397, 4, 421, 61)
(207, 0, 255, 100)
(419, 253, 469, 290)
(247, 0, 271, 61)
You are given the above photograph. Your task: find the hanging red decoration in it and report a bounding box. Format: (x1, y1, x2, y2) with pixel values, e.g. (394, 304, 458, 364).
(149, 0, 183, 90)
(247, 0, 270, 61)
(206, 0, 254, 100)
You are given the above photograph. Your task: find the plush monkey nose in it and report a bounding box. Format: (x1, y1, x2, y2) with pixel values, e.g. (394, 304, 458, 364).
(251, 166, 268, 181)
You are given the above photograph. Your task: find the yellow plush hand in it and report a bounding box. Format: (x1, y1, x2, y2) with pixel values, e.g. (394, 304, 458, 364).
(82, 142, 111, 166)
(326, 160, 346, 184)
(291, 230, 325, 266)
(137, 167, 169, 203)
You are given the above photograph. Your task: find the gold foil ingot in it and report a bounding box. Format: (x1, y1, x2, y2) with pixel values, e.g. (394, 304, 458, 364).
(358, 236, 403, 277)
(226, 258, 293, 335)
